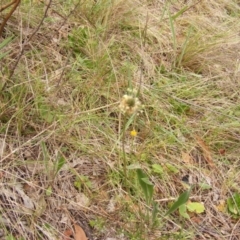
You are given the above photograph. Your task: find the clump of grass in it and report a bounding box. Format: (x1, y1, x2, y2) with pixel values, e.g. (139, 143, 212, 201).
(0, 0, 240, 239)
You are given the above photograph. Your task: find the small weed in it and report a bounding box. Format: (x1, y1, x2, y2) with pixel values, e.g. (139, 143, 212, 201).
(89, 217, 106, 232)
(227, 193, 240, 218)
(74, 175, 92, 191)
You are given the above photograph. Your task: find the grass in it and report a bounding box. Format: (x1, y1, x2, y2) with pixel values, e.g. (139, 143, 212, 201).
(0, 0, 240, 239)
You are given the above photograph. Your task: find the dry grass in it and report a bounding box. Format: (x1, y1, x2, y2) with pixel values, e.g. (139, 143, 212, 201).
(0, 0, 240, 239)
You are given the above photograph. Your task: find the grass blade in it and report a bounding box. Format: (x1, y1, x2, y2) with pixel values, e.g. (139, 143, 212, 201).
(0, 36, 13, 49)
(56, 155, 66, 174)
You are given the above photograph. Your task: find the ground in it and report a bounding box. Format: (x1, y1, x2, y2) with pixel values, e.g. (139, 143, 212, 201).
(0, 0, 240, 239)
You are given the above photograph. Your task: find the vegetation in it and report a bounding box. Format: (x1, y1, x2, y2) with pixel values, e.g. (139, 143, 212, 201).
(0, 0, 240, 239)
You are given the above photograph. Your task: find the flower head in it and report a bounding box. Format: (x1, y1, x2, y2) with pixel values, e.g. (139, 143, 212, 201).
(119, 89, 142, 115)
(130, 129, 137, 137)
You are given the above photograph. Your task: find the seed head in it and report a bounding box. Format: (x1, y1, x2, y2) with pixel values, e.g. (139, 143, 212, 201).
(119, 90, 142, 115)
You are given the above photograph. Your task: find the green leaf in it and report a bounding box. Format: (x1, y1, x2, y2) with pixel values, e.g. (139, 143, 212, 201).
(39, 107, 54, 123)
(56, 155, 65, 173)
(171, 6, 188, 20)
(152, 201, 159, 224)
(186, 202, 205, 213)
(74, 179, 81, 190)
(228, 202, 238, 215)
(179, 204, 190, 219)
(227, 193, 240, 217)
(165, 163, 179, 174)
(198, 182, 212, 190)
(37, 97, 55, 123)
(165, 187, 192, 216)
(152, 164, 164, 175)
(141, 177, 154, 186)
(74, 175, 92, 191)
(137, 169, 154, 205)
(127, 163, 141, 169)
(46, 186, 52, 196)
(6, 235, 16, 240)
(41, 141, 49, 161)
(137, 169, 147, 188)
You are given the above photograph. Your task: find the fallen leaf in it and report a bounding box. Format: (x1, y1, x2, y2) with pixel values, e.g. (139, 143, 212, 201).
(0, 171, 5, 179)
(219, 149, 226, 155)
(186, 201, 205, 213)
(181, 151, 193, 164)
(14, 184, 35, 210)
(195, 136, 215, 167)
(75, 193, 90, 207)
(191, 216, 202, 224)
(107, 197, 116, 213)
(35, 195, 47, 217)
(74, 224, 87, 240)
(63, 229, 73, 240)
(216, 200, 226, 212)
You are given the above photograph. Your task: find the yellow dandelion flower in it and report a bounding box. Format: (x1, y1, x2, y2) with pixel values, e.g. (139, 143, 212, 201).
(130, 129, 137, 137)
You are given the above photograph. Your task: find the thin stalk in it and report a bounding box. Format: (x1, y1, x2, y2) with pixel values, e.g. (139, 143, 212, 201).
(122, 115, 127, 186)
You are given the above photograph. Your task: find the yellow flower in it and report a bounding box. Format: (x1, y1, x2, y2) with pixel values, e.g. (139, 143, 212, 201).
(130, 129, 137, 137)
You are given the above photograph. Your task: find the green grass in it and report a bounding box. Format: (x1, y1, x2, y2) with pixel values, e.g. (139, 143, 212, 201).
(0, 0, 240, 239)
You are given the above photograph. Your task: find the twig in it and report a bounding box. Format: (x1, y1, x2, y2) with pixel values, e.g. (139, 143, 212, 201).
(56, 0, 81, 32)
(0, 122, 56, 163)
(0, 0, 21, 38)
(2, 0, 53, 90)
(56, 52, 71, 87)
(0, 0, 16, 12)
(138, 12, 149, 95)
(155, 195, 202, 202)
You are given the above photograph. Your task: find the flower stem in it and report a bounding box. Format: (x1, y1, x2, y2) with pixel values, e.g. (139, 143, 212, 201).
(122, 115, 127, 186)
